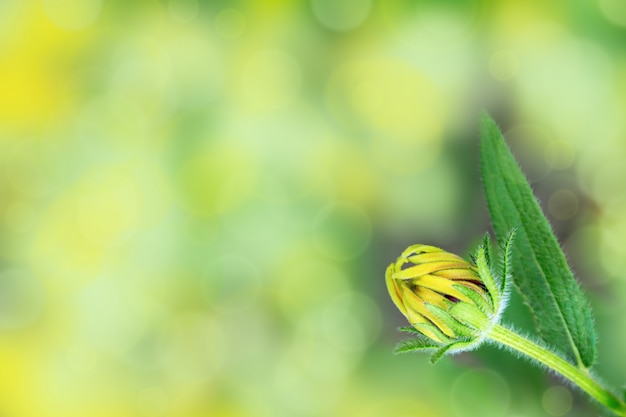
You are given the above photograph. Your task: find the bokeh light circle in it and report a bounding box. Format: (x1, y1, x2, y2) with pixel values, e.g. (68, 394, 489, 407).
(328, 58, 446, 139)
(240, 49, 302, 110)
(177, 143, 259, 216)
(542, 385, 573, 416)
(369, 135, 442, 175)
(548, 189, 579, 220)
(276, 260, 349, 320)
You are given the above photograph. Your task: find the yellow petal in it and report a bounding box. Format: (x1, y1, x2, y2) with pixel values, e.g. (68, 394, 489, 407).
(386, 264, 407, 316)
(406, 310, 448, 343)
(415, 275, 473, 304)
(400, 244, 442, 259)
(415, 286, 450, 309)
(433, 268, 480, 280)
(412, 322, 448, 344)
(393, 261, 470, 280)
(457, 281, 489, 300)
(402, 287, 456, 337)
(407, 251, 466, 264)
(405, 307, 428, 325)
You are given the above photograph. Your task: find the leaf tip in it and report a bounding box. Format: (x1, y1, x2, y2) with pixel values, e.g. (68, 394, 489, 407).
(479, 112, 501, 143)
(480, 110, 496, 126)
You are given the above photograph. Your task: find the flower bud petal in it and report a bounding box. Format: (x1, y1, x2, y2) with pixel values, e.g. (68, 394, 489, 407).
(386, 243, 501, 347)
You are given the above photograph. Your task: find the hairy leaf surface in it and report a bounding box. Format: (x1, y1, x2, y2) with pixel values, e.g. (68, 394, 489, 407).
(480, 114, 596, 368)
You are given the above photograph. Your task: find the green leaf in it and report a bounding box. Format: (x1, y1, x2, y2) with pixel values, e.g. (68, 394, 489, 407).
(394, 338, 440, 354)
(479, 113, 597, 368)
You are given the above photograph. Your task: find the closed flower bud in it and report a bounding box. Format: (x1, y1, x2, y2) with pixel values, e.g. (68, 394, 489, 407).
(386, 243, 504, 349)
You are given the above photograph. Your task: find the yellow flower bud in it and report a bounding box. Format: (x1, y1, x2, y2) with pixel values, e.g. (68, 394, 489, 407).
(386, 244, 498, 346)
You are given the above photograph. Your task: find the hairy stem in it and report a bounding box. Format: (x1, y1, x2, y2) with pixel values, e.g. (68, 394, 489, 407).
(489, 324, 626, 416)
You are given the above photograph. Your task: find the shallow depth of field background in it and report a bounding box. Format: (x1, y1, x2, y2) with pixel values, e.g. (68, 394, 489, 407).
(1, 1, 626, 416)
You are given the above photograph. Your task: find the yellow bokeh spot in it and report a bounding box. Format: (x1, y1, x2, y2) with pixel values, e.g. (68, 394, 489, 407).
(329, 58, 446, 141)
(41, 0, 103, 31)
(240, 49, 302, 110)
(0, 4, 88, 131)
(320, 140, 380, 204)
(177, 143, 259, 216)
(369, 134, 442, 175)
(275, 253, 350, 319)
(32, 162, 171, 276)
(0, 62, 67, 129)
(0, 347, 37, 415)
(77, 179, 140, 248)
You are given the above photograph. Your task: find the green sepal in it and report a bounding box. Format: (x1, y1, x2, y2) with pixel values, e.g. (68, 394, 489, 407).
(430, 340, 482, 364)
(475, 246, 500, 311)
(430, 344, 455, 364)
(481, 233, 492, 271)
(413, 322, 452, 345)
(394, 338, 441, 354)
(399, 326, 422, 335)
(425, 304, 478, 339)
(453, 284, 492, 317)
(450, 302, 490, 330)
(497, 229, 516, 294)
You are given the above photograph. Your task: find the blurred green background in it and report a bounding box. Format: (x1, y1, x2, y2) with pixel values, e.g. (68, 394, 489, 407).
(1, 1, 626, 416)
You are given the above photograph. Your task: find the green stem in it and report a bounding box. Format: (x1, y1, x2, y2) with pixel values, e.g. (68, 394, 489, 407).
(489, 324, 626, 416)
